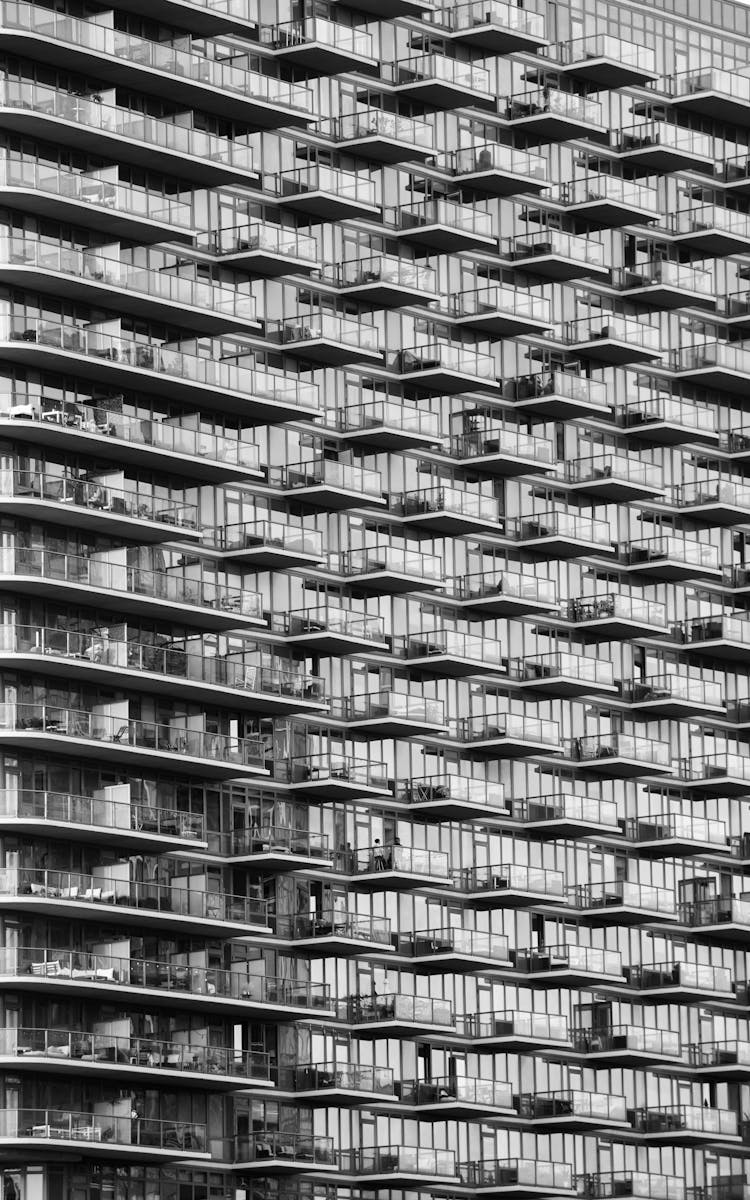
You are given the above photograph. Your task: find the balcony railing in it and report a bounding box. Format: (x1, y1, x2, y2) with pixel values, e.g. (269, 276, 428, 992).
(397, 197, 494, 239)
(340, 992, 454, 1028)
(286, 752, 389, 791)
(617, 259, 714, 295)
(350, 1146, 457, 1178)
(0, 1027, 271, 1080)
(453, 569, 557, 608)
(689, 1040, 750, 1067)
(505, 230, 606, 269)
(674, 479, 750, 510)
(287, 605, 386, 644)
(396, 485, 501, 523)
(628, 813, 726, 847)
(341, 691, 445, 725)
(449, 285, 551, 324)
(574, 733, 671, 768)
(338, 255, 437, 294)
(556, 175, 659, 213)
(622, 674, 723, 708)
(0, 1108, 206, 1151)
(669, 66, 750, 102)
(682, 752, 750, 784)
(580, 1173, 685, 1200)
(217, 520, 323, 557)
(0, 787, 205, 842)
(0, 468, 198, 530)
(624, 536, 720, 571)
(509, 511, 613, 546)
(237, 1132, 336, 1166)
(338, 397, 442, 440)
(567, 594, 668, 629)
(351, 844, 450, 878)
(630, 1105, 737, 1137)
(569, 880, 676, 915)
(278, 164, 377, 207)
(515, 944, 623, 977)
(269, 313, 380, 353)
(338, 545, 443, 582)
(614, 122, 714, 160)
(408, 927, 510, 962)
(566, 454, 662, 489)
(671, 206, 750, 238)
(564, 314, 660, 351)
(398, 342, 496, 380)
(262, 13, 372, 55)
(513, 794, 619, 829)
(459, 712, 560, 747)
(280, 913, 392, 945)
(401, 774, 505, 810)
(571, 1024, 681, 1058)
(516, 1089, 627, 1122)
(677, 614, 750, 646)
(453, 424, 554, 466)
(618, 392, 718, 434)
(556, 32, 655, 71)
(327, 110, 433, 149)
(396, 53, 490, 95)
(450, 142, 547, 182)
(460, 1010, 569, 1043)
(453, 864, 565, 897)
(626, 961, 733, 994)
(462, 1159, 573, 1191)
(273, 459, 382, 499)
(678, 897, 750, 928)
(503, 87, 602, 126)
(439, 0, 545, 38)
(283, 1062, 395, 1095)
(228, 825, 330, 861)
(402, 1076, 513, 1108)
(509, 652, 615, 688)
(203, 222, 317, 264)
(404, 629, 502, 666)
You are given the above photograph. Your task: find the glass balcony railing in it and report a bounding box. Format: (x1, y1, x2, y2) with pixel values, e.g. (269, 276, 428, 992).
(0, 787, 205, 842)
(503, 87, 602, 125)
(270, 313, 380, 353)
(629, 813, 727, 847)
(626, 961, 733, 993)
(409, 927, 510, 962)
(557, 175, 659, 212)
(453, 425, 554, 465)
(279, 913, 392, 945)
(630, 1105, 738, 1137)
(0, 152, 193, 229)
(287, 605, 386, 643)
(350, 844, 450, 878)
(622, 674, 723, 708)
(401, 774, 505, 810)
(718, 289, 750, 319)
(328, 109, 433, 148)
(262, 14, 373, 58)
(396, 53, 490, 94)
(516, 944, 623, 977)
(689, 1040, 750, 1067)
(273, 458, 382, 498)
(675, 479, 750, 510)
(442, 0, 545, 37)
(557, 33, 655, 70)
(405, 629, 503, 666)
(453, 569, 557, 607)
(615, 122, 713, 159)
(510, 511, 612, 546)
(449, 284, 551, 324)
(0, 78, 252, 172)
(286, 752, 389, 791)
(505, 230, 606, 269)
(399, 342, 495, 380)
(338, 544, 443, 581)
(3, 318, 319, 411)
(510, 652, 615, 688)
(618, 393, 718, 433)
(571, 1024, 681, 1058)
(579, 1171, 685, 1200)
(517, 1090, 627, 1122)
(397, 197, 493, 239)
(351, 1146, 456, 1178)
(569, 880, 675, 914)
(228, 825, 329, 861)
(513, 793, 619, 828)
(574, 732, 671, 767)
(202, 222, 317, 264)
(564, 314, 660, 351)
(340, 992, 454, 1028)
(236, 1132, 335, 1166)
(402, 1076, 513, 1108)
(0, 467, 198, 530)
(338, 255, 437, 293)
(284, 1062, 395, 1096)
(679, 614, 750, 646)
(720, 154, 750, 186)
(671, 206, 750, 237)
(397, 485, 501, 523)
(463, 1159, 573, 1191)
(0, 1027, 271, 1080)
(342, 690, 445, 726)
(678, 897, 750, 927)
(451, 142, 547, 182)
(0, 1108, 206, 1151)
(217, 520, 323, 557)
(624, 535, 720, 571)
(567, 454, 662, 489)
(278, 164, 377, 207)
(671, 66, 750, 102)
(460, 1010, 569, 1042)
(459, 712, 560, 746)
(0, 542, 262, 620)
(338, 397, 442, 440)
(567, 594, 668, 629)
(454, 864, 565, 897)
(617, 259, 714, 294)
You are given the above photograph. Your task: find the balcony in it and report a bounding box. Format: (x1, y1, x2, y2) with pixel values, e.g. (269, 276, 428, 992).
(227, 825, 331, 872)
(504, 231, 608, 282)
(555, 176, 659, 226)
(348, 1147, 458, 1187)
(568, 880, 677, 925)
(561, 315, 661, 364)
(0, 468, 201, 544)
(341, 992, 455, 1037)
(394, 485, 502, 534)
(280, 1062, 395, 1105)
(509, 652, 617, 698)
(571, 1025, 682, 1067)
(514, 944, 624, 987)
(565, 594, 669, 641)
(286, 605, 388, 654)
(0, 787, 207, 854)
(261, 16, 376, 74)
(447, 285, 552, 336)
(451, 569, 558, 618)
(278, 165, 379, 221)
(676, 341, 750, 393)
(401, 1076, 514, 1120)
(617, 392, 719, 445)
(337, 545, 444, 593)
(0, 543, 264, 631)
(685, 754, 750, 799)
(607, 123, 715, 173)
(458, 713, 561, 758)
(453, 863, 565, 908)
(236, 1132, 336, 1173)
(541, 33, 657, 86)
(349, 844, 451, 890)
(1, 395, 262, 483)
(622, 674, 725, 718)
(0, 79, 254, 185)
(615, 260, 715, 310)
(430, 0, 547, 53)
(716, 288, 750, 330)
(452, 423, 555, 477)
(579, 1172, 685, 1200)
(462, 1158, 575, 1198)
(286, 752, 391, 800)
(326, 110, 433, 163)
(674, 897, 750, 945)
(273, 459, 384, 511)
(510, 511, 614, 557)
(404, 629, 503, 677)
(461, 1010, 569, 1052)
(269, 314, 381, 367)
(502, 88, 604, 140)
(0, 702, 266, 778)
(690, 1040, 750, 1078)
(626, 813, 728, 857)
(720, 153, 750, 198)
(0, 1027, 272, 1089)
(626, 960, 734, 1003)
(573, 733, 672, 777)
(84, 0, 257, 36)
(337, 256, 439, 306)
(0, 1109, 208, 1161)
(1, 319, 320, 421)
(400, 774, 507, 820)
(404, 927, 511, 972)
(340, 691, 447, 737)
(514, 794, 620, 838)
(397, 196, 495, 252)
(279, 913, 393, 957)
(629, 1105, 739, 1146)
(566, 454, 664, 502)
(677, 613, 750, 661)
(204, 223, 318, 276)
(395, 55, 493, 109)
(448, 143, 548, 196)
(623, 536, 722, 582)
(0, 153, 194, 245)
(664, 67, 750, 124)
(336, 397, 443, 450)
(668, 206, 750, 254)
(516, 1090, 629, 1132)
(396, 343, 498, 394)
(668, 477, 750, 524)
(214, 521, 324, 568)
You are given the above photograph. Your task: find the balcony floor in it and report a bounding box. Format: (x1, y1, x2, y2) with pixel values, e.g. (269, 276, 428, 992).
(278, 337, 382, 367)
(217, 545, 324, 569)
(0, 814, 208, 856)
(0, 893, 273, 941)
(505, 251, 610, 283)
(619, 417, 720, 445)
(269, 43, 378, 75)
(213, 246, 316, 276)
(395, 79, 495, 109)
(396, 510, 503, 536)
(572, 902, 678, 927)
(453, 167, 548, 197)
(530, 58, 658, 87)
(504, 112, 607, 143)
(564, 336, 660, 365)
(629, 695, 726, 718)
(560, 199, 658, 227)
(0, 1134, 210, 1164)
(282, 483, 386, 512)
(448, 311, 552, 337)
(278, 190, 381, 222)
(339, 279, 441, 307)
(458, 734, 562, 760)
(625, 557, 723, 582)
(0, 179, 194, 245)
(406, 796, 508, 821)
(522, 816, 622, 840)
(405, 651, 505, 678)
(514, 674, 618, 698)
(341, 568, 445, 595)
(397, 222, 498, 253)
(617, 281, 716, 311)
(459, 886, 563, 910)
(577, 755, 673, 778)
(335, 133, 434, 163)
(0, 496, 202, 544)
(0, 1052, 270, 1091)
(351, 868, 453, 893)
(518, 533, 615, 559)
(341, 715, 450, 739)
(670, 229, 750, 255)
(563, 616, 670, 643)
(671, 92, 750, 125)
(452, 592, 558, 618)
(446, 24, 548, 53)
(397, 367, 500, 396)
(286, 630, 390, 655)
(283, 776, 393, 801)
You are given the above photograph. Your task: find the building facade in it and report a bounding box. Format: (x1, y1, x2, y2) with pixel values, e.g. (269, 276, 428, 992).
(3, 0, 750, 1199)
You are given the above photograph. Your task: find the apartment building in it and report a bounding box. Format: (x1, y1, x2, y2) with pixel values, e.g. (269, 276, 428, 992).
(2, 0, 750, 1198)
